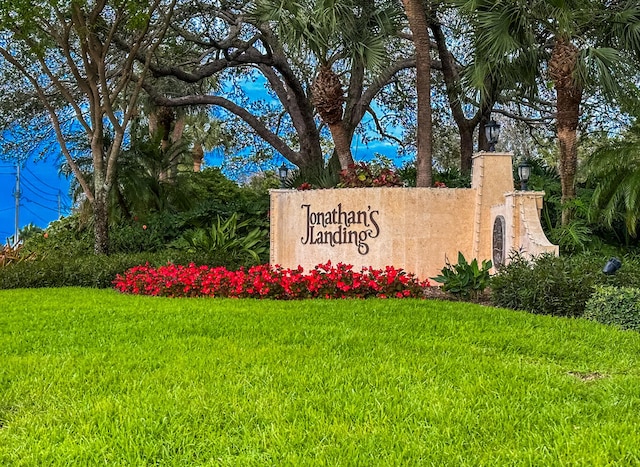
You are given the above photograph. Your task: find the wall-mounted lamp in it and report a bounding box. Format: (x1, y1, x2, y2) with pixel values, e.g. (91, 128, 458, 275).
(517, 161, 532, 191)
(485, 119, 501, 152)
(278, 163, 289, 188)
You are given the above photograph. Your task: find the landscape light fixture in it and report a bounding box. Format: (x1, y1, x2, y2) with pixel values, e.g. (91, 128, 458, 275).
(518, 161, 532, 191)
(485, 119, 501, 152)
(603, 257, 622, 275)
(278, 163, 289, 188)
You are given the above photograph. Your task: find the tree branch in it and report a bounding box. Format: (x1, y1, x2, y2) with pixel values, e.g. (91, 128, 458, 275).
(145, 87, 305, 166)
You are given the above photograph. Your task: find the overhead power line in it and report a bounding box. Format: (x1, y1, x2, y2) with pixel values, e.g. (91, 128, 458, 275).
(23, 197, 60, 214)
(23, 167, 63, 193)
(21, 180, 60, 203)
(21, 176, 60, 199)
(22, 205, 48, 224)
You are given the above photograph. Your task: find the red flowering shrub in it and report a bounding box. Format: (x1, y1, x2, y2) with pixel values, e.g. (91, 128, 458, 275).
(114, 261, 429, 299)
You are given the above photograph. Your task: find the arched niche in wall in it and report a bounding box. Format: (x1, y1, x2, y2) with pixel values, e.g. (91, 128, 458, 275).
(492, 215, 506, 268)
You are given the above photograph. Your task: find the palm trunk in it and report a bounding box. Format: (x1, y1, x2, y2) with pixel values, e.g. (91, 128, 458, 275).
(312, 65, 354, 169)
(403, 0, 432, 186)
(550, 38, 582, 225)
(192, 143, 204, 172)
(557, 89, 581, 225)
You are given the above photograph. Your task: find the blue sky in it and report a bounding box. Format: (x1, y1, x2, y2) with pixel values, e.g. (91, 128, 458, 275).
(0, 158, 72, 243)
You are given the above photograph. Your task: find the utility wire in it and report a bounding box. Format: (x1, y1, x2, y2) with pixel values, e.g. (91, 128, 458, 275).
(22, 197, 59, 213)
(21, 182, 59, 201)
(21, 180, 60, 203)
(23, 167, 63, 193)
(22, 175, 60, 196)
(23, 197, 72, 216)
(22, 205, 48, 224)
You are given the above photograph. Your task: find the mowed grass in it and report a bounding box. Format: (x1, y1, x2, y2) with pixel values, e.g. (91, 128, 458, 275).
(1, 289, 640, 465)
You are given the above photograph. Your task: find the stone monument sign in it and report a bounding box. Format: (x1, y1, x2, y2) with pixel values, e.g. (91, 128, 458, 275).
(270, 152, 558, 280)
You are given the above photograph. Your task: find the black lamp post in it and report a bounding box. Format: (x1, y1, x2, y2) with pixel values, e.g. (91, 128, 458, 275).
(485, 119, 501, 152)
(518, 161, 532, 191)
(278, 163, 289, 188)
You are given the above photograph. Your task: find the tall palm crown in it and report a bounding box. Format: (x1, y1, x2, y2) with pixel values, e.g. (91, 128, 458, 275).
(250, 0, 403, 168)
(459, 0, 640, 223)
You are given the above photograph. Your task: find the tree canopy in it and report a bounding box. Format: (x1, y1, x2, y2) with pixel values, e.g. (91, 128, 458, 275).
(1, 0, 640, 252)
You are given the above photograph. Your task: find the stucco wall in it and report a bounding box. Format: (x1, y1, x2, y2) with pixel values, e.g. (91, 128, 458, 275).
(270, 152, 558, 282)
(270, 187, 476, 280)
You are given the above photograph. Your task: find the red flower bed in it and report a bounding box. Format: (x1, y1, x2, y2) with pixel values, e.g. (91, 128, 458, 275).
(114, 261, 430, 299)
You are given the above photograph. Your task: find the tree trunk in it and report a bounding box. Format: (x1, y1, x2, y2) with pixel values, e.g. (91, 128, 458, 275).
(477, 112, 491, 152)
(557, 91, 581, 225)
(549, 38, 582, 225)
(93, 190, 109, 255)
(328, 122, 355, 169)
(459, 125, 474, 174)
(403, 0, 432, 187)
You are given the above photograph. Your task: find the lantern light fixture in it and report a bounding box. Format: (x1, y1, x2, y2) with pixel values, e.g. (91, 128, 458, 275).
(485, 119, 501, 152)
(518, 161, 532, 191)
(278, 163, 289, 188)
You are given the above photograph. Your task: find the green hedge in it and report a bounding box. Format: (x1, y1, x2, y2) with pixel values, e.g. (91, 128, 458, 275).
(490, 252, 640, 317)
(0, 250, 261, 290)
(584, 286, 640, 332)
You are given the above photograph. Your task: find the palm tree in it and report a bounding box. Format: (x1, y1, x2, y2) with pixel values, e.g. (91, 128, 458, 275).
(182, 113, 233, 172)
(458, 0, 640, 224)
(250, 0, 403, 169)
(140, 73, 222, 181)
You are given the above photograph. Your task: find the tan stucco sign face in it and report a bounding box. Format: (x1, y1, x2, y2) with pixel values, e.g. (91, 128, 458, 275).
(270, 152, 558, 280)
(300, 203, 380, 255)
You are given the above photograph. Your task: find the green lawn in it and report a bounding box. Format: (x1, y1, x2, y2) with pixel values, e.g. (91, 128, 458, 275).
(1, 288, 640, 465)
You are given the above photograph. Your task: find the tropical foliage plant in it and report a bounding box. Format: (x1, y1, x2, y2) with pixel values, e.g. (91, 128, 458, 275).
(587, 120, 640, 239)
(171, 213, 269, 263)
(432, 252, 492, 299)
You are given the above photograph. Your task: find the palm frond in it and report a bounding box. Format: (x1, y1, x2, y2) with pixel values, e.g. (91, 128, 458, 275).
(587, 121, 640, 236)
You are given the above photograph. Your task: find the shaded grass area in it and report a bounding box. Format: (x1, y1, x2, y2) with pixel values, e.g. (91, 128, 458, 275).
(1, 289, 640, 465)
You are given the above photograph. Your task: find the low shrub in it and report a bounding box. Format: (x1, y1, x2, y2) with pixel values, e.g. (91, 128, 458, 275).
(490, 252, 640, 317)
(584, 286, 640, 332)
(0, 250, 257, 290)
(21, 215, 94, 258)
(114, 261, 430, 299)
